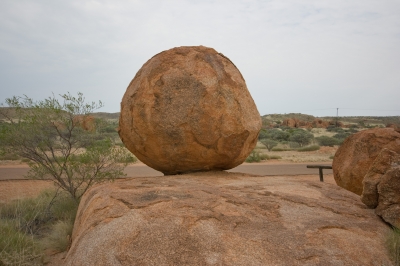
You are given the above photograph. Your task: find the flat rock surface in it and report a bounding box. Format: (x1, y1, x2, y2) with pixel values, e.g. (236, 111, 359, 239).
(65, 172, 393, 266)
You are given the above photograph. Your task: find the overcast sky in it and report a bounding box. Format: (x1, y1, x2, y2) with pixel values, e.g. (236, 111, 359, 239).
(1, 0, 399, 117)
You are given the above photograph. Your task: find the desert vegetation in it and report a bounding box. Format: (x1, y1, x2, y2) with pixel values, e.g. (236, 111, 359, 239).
(387, 227, 400, 266)
(0, 93, 137, 265)
(0, 189, 78, 265)
(0, 92, 135, 200)
(246, 113, 400, 163)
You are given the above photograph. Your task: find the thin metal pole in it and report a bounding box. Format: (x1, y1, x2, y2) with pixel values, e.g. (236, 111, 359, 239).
(336, 108, 339, 127)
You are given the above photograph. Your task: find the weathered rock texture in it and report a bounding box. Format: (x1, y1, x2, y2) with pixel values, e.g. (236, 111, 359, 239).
(361, 148, 400, 208)
(333, 128, 400, 195)
(119, 46, 261, 175)
(376, 164, 400, 228)
(65, 172, 393, 265)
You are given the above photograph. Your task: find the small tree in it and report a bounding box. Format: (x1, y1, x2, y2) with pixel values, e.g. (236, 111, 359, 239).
(315, 136, 338, 147)
(0, 93, 131, 200)
(288, 129, 314, 147)
(260, 139, 278, 151)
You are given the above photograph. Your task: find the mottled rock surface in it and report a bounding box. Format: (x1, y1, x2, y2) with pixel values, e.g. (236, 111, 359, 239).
(361, 149, 400, 208)
(119, 46, 261, 175)
(376, 165, 400, 228)
(333, 128, 400, 195)
(65, 172, 392, 266)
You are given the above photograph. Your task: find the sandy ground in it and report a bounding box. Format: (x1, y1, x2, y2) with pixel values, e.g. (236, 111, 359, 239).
(0, 146, 337, 203)
(0, 173, 336, 204)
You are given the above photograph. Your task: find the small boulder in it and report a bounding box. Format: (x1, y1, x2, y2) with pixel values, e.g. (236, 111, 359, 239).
(375, 164, 400, 228)
(361, 148, 400, 208)
(118, 46, 261, 175)
(333, 128, 400, 195)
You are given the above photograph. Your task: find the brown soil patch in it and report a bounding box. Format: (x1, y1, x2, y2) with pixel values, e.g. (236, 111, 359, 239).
(0, 180, 56, 203)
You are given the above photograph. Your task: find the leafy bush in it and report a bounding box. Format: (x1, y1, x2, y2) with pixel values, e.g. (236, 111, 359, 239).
(0, 93, 129, 200)
(289, 141, 300, 149)
(245, 150, 268, 163)
(260, 139, 278, 151)
(258, 129, 290, 142)
(316, 136, 339, 147)
(288, 129, 314, 147)
(0, 152, 19, 161)
(297, 145, 320, 152)
(258, 129, 269, 140)
(113, 146, 137, 164)
(333, 132, 352, 140)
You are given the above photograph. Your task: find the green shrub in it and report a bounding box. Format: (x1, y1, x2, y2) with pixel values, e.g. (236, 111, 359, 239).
(288, 130, 314, 147)
(315, 136, 339, 147)
(333, 132, 352, 140)
(113, 146, 137, 164)
(245, 151, 268, 163)
(386, 227, 400, 265)
(0, 191, 55, 235)
(0, 152, 20, 161)
(0, 188, 80, 264)
(260, 139, 278, 151)
(0, 220, 43, 265)
(297, 145, 320, 152)
(289, 141, 300, 149)
(326, 125, 343, 132)
(259, 129, 290, 142)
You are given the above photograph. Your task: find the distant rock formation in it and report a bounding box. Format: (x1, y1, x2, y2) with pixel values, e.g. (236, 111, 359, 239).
(282, 118, 342, 129)
(64, 172, 392, 265)
(333, 128, 400, 195)
(118, 46, 261, 175)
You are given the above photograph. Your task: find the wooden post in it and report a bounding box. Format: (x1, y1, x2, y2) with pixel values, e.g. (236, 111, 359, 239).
(306, 165, 333, 182)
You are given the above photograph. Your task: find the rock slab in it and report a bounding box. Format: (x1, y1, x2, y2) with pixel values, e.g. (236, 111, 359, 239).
(119, 46, 261, 175)
(65, 172, 393, 266)
(333, 128, 400, 195)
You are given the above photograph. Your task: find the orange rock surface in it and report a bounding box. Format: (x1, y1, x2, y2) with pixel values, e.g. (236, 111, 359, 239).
(361, 148, 400, 208)
(64, 172, 392, 265)
(333, 128, 400, 195)
(119, 46, 261, 175)
(376, 164, 400, 228)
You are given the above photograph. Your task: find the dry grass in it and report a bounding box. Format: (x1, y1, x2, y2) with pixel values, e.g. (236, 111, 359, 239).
(256, 142, 337, 163)
(310, 128, 336, 138)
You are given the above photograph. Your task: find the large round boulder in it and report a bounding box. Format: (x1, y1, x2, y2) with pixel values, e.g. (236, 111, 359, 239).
(119, 46, 261, 175)
(333, 128, 400, 195)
